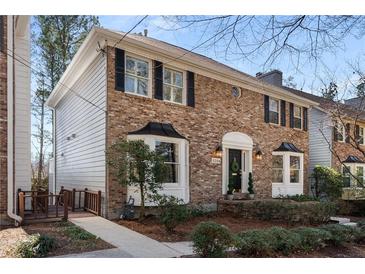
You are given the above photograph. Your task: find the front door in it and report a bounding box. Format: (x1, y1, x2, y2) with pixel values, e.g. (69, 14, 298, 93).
(229, 149, 242, 191)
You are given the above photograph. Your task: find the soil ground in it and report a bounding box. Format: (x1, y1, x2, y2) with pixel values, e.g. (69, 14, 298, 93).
(0, 221, 114, 257)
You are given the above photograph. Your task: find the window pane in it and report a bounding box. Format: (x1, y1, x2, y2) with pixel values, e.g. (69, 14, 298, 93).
(136, 60, 148, 78)
(269, 98, 279, 112)
(165, 164, 179, 183)
(269, 111, 279, 124)
(290, 156, 300, 169)
(359, 128, 364, 144)
(294, 106, 301, 118)
(294, 117, 302, 129)
(290, 170, 300, 183)
(163, 85, 171, 101)
(173, 71, 183, 87)
(272, 155, 283, 168)
(137, 79, 148, 95)
(125, 76, 135, 92)
(164, 69, 172, 84)
(173, 87, 183, 103)
(155, 141, 178, 163)
(343, 166, 351, 187)
(126, 58, 135, 74)
(272, 169, 283, 183)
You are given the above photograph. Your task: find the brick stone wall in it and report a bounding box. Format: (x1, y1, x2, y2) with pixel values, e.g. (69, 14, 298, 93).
(105, 46, 309, 219)
(0, 16, 8, 223)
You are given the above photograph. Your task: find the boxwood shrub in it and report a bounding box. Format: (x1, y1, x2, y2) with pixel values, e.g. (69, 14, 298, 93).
(14, 234, 56, 258)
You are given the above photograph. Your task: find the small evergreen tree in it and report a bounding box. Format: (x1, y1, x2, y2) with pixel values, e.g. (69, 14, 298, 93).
(107, 139, 168, 220)
(248, 172, 254, 194)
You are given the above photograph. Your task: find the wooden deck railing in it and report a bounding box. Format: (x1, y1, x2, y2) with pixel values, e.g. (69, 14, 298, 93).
(60, 186, 102, 216)
(18, 190, 68, 224)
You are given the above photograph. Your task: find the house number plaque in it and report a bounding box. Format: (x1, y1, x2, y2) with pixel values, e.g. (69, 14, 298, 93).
(211, 158, 221, 164)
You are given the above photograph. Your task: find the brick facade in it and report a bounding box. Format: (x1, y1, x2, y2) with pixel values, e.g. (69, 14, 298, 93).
(0, 16, 8, 223)
(105, 46, 309, 219)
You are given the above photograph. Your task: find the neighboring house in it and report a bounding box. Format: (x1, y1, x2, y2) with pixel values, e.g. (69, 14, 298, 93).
(46, 28, 318, 219)
(259, 70, 365, 189)
(0, 16, 31, 225)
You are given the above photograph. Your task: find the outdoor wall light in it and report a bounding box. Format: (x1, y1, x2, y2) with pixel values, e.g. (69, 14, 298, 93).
(213, 144, 223, 158)
(255, 145, 263, 160)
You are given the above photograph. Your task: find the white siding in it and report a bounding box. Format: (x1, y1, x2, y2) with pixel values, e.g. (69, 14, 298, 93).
(14, 19, 31, 192)
(308, 107, 332, 174)
(55, 54, 106, 195)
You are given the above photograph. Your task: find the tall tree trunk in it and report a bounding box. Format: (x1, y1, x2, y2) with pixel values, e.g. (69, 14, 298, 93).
(139, 183, 145, 221)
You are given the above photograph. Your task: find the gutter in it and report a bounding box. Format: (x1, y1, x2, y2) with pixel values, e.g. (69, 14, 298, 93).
(7, 15, 22, 225)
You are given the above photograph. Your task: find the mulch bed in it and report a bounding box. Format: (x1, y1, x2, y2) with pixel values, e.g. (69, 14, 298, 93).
(116, 212, 313, 242)
(0, 222, 114, 257)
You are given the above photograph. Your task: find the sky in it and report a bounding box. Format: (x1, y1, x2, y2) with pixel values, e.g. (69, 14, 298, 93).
(99, 15, 365, 95)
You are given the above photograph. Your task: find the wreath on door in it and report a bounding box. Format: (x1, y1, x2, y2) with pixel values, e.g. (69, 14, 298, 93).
(231, 158, 239, 172)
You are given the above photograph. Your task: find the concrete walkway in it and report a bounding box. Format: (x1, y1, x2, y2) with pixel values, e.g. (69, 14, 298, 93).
(69, 216, 184, 258)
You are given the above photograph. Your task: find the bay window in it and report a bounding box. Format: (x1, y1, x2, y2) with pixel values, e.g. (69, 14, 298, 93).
(342, 163, 365, 187)
(163, 67, 184, 104)
(272, 151, 304, 197)
(155, 141, 179, 183)
(125, 55, 150, 96)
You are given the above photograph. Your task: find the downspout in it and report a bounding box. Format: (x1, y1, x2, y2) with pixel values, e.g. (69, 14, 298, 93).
(7, 15, 22, 225)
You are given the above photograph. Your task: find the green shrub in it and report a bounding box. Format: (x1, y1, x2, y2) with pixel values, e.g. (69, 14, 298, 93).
(320, 224, 360, 246)
(266, 227, 302, 255)
(285, 194, 320, 202)
(62, 224, 96, 240)
(154, 194, 189, 232)
(14, 234, 56, 258)
(188, 204, 209, 217)
(292, 227, 331, 252)
(235, 229, 274, 256)
(191, 222, 233, 257)
(312, 166, 343, 200)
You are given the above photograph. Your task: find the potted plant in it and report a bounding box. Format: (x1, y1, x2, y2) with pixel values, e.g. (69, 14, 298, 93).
(227, 179, 234, 200)
(248, 172, 254, 199)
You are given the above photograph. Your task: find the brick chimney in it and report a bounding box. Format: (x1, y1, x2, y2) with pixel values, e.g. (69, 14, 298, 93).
(256, 70, 283, 87)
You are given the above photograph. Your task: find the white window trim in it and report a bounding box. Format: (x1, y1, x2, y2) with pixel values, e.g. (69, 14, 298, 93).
(342, 163, 365, 187)
(269, 97, 281, 125)
(124, 52, 153, 98)
(335, 121, 346, 142)
(162, 65, 187, 105)
(293, 105, 302, 130)
(127, 134, 189, 204)
(272, 151, 304, 197)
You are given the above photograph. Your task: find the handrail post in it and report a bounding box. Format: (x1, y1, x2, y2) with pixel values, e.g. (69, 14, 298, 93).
(63, 191, 68, 221)
(84, 188, 88, 211)
(97, 190, 102, 216)
(72, 188, 76, 212)
(19, 192, 25, 223)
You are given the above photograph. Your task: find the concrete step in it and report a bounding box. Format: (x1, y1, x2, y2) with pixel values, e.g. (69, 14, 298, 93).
(330, 217, 351, 224)
(342, 222, 358, 227)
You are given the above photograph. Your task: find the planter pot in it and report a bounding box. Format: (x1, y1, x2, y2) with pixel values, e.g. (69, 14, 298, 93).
(227, 194, 234, 200)
(249, 194, 255, 199)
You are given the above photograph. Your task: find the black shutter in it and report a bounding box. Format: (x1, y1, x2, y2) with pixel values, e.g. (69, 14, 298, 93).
(264, 95, 270, 123)
(303, 107, 308, 131)
(345, 123, 350, 143)
(289, 103, 294, 128)
(115, 48, 125, 91)
(154, 60, 163, 100)
(187, 71, 195, 107)
(0, 16, 4, 53)
(280, 100, 286, 126)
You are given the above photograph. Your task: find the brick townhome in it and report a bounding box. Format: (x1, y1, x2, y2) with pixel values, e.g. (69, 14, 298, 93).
(46, 28, 318, 219)
(0, 16, 31, 226)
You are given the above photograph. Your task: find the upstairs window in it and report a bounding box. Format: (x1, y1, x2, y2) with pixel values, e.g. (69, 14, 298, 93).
(358, 127, 364, 145)
(155, 141, 179, 183)
(125, 55, 149, 96)
(334, 121, 345, 142)
(293, 105, 302, 129)
(269, 98, 280, 124)
(163, 68, 183, 104)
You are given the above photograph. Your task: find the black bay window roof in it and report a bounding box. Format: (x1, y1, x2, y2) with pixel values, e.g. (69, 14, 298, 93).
(128, 122, 186, 139)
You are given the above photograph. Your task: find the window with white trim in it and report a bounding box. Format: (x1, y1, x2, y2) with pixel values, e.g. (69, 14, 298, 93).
(290, 155, 300, 183)
(125, 55, 149, 96)
(334, 121, 345, 142)
(342, 164, 365, 187)
(163, 67, 183, 104)
(269, 98, 280, 124)
(272, 155, 283, 183)
(359, 127, 364, 145)
(155, 141, 179, 183)
(293, 105, 302, 129)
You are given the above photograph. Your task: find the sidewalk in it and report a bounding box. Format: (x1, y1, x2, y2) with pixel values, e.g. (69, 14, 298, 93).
(69, 216, 185, 258)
